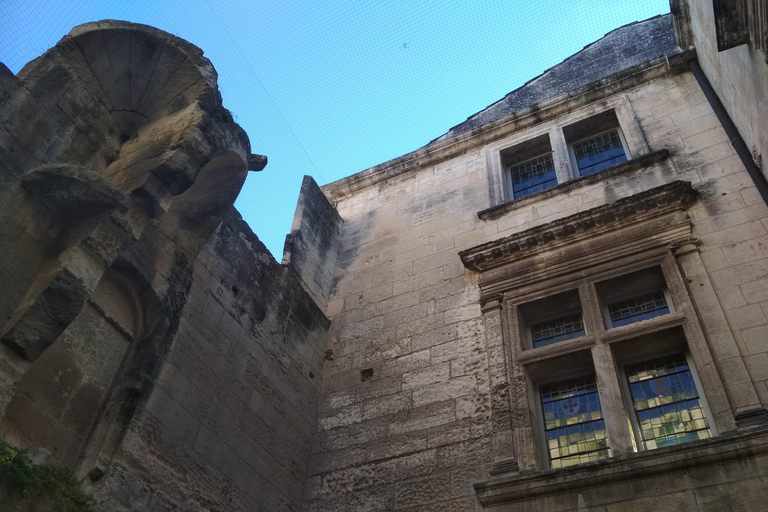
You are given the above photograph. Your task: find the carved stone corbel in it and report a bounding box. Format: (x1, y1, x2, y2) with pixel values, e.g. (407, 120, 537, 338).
(669, 235, 701, 257)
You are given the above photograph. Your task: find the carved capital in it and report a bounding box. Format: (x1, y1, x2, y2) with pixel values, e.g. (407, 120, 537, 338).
(481, 293, 504, 312)
(670, 235, 700, 256)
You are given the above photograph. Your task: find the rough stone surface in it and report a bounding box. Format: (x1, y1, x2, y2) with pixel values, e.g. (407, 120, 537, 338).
(0, 19, 329, 512)
(283, 175, 344, 310)
(3, 4, 768, 512)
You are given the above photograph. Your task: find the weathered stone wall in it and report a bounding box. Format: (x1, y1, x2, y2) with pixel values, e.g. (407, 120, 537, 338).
(283, 175, 344, 311)
(477, 428, 768, 511)
(87, 209, 330, 512)
(686, 0, 768, 184)
(310, 62, 768, 510)
(0, 20, 332, 512)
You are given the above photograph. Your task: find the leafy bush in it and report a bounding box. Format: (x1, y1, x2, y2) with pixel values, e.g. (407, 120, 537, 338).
(0, 436, 93, 511)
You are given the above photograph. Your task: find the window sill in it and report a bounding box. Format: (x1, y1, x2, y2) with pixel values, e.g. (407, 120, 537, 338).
(473, 426, 768, 507)
(477, 149, 670, 221)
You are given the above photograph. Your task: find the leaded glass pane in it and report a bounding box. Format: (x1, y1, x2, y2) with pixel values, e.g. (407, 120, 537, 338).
(608, 291, 669, 327)
(509, 153, 557, 198)
(625, 353, 712, 450)
(531, 313, 585, 348)
(573, 130, 627, 175)
(540, 375, 610, 467)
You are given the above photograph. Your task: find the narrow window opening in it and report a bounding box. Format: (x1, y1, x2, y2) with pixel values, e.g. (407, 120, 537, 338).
(361, 368, 374, 382)
(500, 133, 555, 200)
(564, 110, 628, 176)
(595, 266, 673, 329)
(519, 289, 585, 349)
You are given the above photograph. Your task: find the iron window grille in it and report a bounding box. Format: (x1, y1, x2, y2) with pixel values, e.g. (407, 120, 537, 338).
(570, 129, 628, 176)
(530, 313, 586, 348)
(607, 290, 670, 327)
(507, 153, 557, 199)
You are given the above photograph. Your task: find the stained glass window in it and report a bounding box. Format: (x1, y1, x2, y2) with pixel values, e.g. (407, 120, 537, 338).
(572, 130, 627, 175)
(540, 375, 610, 468)
(531, 313, 586, 348)
(608, 291, 670, 327)
(625, 353, 711, 450)
(509, 153, 557, 198)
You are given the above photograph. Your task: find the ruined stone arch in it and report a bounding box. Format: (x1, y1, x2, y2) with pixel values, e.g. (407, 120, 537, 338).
(2, 264, 163, 469)
(0, 21, 256, 478)
(0, 20, 252, 401)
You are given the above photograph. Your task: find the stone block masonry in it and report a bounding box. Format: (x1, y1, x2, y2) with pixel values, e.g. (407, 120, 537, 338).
(86, 209, 332, 512)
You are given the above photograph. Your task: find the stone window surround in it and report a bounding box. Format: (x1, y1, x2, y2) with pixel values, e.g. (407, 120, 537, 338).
(460, 180, 763, 474)
(511, 255, 717, 470)
(712, 0, 768, 55)
(484, 94, 650, 208)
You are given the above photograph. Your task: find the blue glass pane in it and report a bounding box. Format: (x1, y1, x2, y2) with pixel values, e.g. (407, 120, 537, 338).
(608, 291, 669, 327)
(574, 130, 627, 175)
(540, 375, 610, 467)
(625, 353, 712, 451)
(531, 313, 585, 348)
(510, 153, 557, 198)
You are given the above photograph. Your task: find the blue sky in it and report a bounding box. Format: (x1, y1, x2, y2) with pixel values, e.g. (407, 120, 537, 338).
(1, 0, 670, 257)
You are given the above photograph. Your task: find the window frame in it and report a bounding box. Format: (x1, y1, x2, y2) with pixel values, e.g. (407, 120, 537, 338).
(505, 255, 724, 470)
(567, 127, 630, 177)
(484, 94, 649, 208)
(595, 267, 677, 330)
(616, 348, 718, 453)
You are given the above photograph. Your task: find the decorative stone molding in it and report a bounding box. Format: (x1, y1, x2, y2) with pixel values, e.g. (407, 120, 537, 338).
(480, 293, 504, 312)
(460, 180, 698, 273)
(478, 149, 670, 220)
(669, 235, 701, 256)
(474, 427, 768, 507)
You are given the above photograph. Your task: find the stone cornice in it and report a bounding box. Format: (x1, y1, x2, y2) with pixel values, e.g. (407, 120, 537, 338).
(473, 427, 768, 507)
(459, 181, 698, 272)
(477, 150, 670, 220)
(322, 49, 694, 203)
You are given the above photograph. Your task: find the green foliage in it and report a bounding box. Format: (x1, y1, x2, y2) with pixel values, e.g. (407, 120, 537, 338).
(0, 436, 93, 512)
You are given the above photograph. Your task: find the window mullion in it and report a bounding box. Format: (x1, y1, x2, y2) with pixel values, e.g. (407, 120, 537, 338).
(549, 126, 574, 184)
(578, 283, 603, 337)
(591, 342, 634, 455)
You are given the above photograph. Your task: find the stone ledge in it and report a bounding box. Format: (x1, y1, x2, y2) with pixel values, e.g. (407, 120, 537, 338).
(460, 179, 697, 272)
(473, 427, 768, 506)
(477, 149, 670, 221)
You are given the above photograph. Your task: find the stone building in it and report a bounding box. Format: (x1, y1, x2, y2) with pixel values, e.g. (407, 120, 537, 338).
(1, 1, 768, 511)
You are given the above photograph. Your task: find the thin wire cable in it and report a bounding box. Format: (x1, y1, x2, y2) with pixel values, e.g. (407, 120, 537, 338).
(204, 0, 327, 185)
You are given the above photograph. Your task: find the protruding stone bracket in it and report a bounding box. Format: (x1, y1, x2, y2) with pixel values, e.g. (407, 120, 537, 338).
(21, 164, 130, 225)
(669, 235, 701, 257)
(488, 457, 520, 476)
(735, 407, 768, 431)
(248, 154, 268, 172)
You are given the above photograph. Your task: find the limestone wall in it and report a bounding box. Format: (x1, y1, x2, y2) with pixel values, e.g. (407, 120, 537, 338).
(283, 175, 344, 311)
(87, 209, 330, 512)
(686, 0, 768, 184)
(0, 20, 332, 512)
(309, 68, 768, 510)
